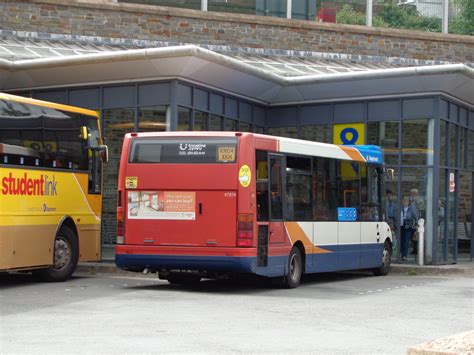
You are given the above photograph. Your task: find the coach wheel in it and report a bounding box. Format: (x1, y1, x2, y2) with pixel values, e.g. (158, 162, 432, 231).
(373, 240, 391, 276)
(167, 273, 201, 285)
(280, 247, 302, 289)
(34, 226, 79, 282)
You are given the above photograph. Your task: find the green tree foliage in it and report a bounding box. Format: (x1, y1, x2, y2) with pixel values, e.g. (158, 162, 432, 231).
(449, 0, 474, 35)
(380, 3, 441, 32)
(336, 0, 474, 35)
(336, 4, 387, 27)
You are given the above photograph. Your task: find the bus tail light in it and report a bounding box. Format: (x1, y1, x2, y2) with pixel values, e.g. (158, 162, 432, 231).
(237, 213, 253, 247)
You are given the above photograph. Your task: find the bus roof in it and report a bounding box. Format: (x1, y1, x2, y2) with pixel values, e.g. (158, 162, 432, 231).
(0, 92, 99, 117)
(125, 131, 384, 164)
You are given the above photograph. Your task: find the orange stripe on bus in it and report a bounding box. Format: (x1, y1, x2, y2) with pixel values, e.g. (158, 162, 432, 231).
(339, 146, 365, 162)
(285, 222, 332, 254)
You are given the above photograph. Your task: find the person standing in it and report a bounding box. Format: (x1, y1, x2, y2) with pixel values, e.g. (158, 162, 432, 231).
(386, 189, 397, 228)
(400, 196, 419, 261)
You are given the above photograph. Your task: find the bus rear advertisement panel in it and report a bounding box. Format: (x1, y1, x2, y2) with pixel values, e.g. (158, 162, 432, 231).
(115, 132, 392, 288)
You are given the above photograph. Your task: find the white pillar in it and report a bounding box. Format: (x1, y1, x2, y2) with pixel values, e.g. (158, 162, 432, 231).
(287, 0, 292, 19)
(417, 219, 425, 266)
(201, 0, 208, 12)
(366, 0, 373, 27)
(442, 0, 449, 33)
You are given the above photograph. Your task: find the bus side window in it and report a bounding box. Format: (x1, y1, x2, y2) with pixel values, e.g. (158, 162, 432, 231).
(256, 150, 269, 221)
(269, 156, 283, 220)
(360, 164, 381, 221)
(337, 160, 361, 219)
(285, 155, 312, 221)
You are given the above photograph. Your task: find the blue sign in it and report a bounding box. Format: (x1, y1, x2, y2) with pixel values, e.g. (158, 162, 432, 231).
(338, 207, 357, 221)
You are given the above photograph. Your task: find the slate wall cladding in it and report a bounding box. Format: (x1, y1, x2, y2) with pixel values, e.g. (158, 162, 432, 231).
(0, 0, 473, 63)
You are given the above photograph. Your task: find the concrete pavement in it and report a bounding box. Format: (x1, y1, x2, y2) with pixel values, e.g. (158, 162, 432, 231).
(77, 260, 474, 278)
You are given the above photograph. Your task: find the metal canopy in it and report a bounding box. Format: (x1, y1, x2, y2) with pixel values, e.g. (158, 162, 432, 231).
(0, 44, 472, 106)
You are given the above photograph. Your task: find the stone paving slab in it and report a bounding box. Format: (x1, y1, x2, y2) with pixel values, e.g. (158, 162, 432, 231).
(407, 331, 474, 355)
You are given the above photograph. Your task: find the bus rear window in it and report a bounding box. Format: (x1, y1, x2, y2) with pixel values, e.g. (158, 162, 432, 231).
(129, 138, 238, 164)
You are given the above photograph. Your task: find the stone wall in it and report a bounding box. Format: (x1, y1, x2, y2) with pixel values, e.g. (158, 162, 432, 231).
(0, 0, 473, 63)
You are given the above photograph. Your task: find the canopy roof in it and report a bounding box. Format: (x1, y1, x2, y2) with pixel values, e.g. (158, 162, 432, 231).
(0, 43, 472, 107)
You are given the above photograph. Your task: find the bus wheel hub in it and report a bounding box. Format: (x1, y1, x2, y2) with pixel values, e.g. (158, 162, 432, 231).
(54, 238, 71, 270)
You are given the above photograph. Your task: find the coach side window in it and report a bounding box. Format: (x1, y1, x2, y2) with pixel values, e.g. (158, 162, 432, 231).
(0, 100, 44, 167)
(43, 112, 88, 170)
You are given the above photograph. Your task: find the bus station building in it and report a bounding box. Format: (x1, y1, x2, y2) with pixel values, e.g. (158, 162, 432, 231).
(0, 0, 473, 265)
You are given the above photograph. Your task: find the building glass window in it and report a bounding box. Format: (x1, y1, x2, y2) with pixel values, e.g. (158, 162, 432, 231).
(267, 127, 297, 138)
(367, 122, 399, 166)
(224, 118, 237, 131)
(300, 125, 332, 143)
(138, 106, 167, 132)
(447, 170, 456, 262)
(209, 115, 222, 131)
(177, 107, 191, 131)
(470, 130, 474, 170)
(400, 167, 433, 262)
(440, 120, 447, 166)
(194, 110, 207, 131)
(457, 171, 472, 260)
(401, 119, 433, 166)
(459, 128, 466, 169)
(449, 124, 458, 167)
(239, 122, 251, 132)
(103, 108, 135, 250)
(252, 125, 264, 134)
(438, 168, 447, 263)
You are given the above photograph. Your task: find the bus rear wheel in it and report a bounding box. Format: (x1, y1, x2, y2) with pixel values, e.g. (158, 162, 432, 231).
(278, 247, 302, 289)
(373, 240, 391, 276)
(34, 226, 79, 282)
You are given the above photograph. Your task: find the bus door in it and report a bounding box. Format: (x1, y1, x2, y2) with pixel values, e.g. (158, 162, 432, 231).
(256, 153, 284, 271)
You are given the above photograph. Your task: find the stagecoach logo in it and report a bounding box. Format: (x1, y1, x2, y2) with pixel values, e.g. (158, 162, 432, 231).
(238, 164, 251, 188)
(178, 143, 207, 156)
(1, 172, 58, 196)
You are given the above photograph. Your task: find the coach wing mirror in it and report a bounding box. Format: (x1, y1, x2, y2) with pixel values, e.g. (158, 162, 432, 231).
(80, 126, 89, 141)
(99, 144, 109, 163)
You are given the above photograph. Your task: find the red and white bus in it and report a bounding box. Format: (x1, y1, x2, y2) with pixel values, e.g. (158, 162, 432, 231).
(115, 132, 392, 288)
